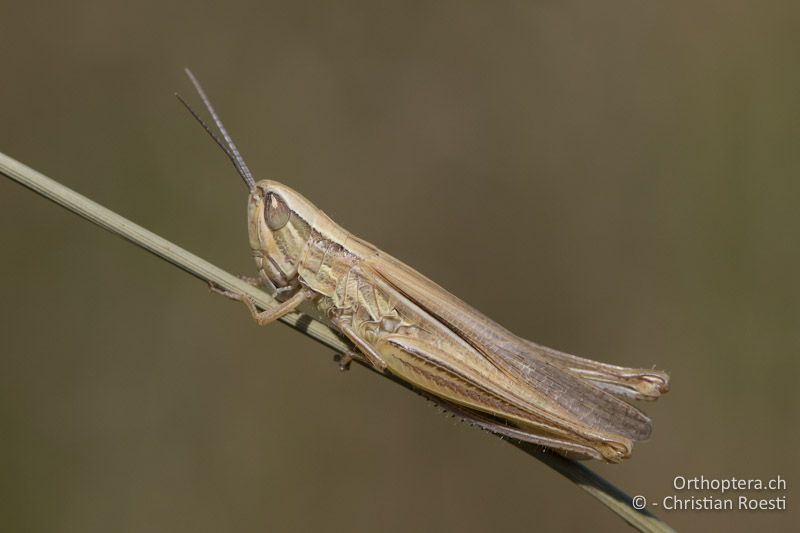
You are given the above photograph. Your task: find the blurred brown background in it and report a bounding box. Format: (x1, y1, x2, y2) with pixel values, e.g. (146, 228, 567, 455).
(1, 2, 797, 532)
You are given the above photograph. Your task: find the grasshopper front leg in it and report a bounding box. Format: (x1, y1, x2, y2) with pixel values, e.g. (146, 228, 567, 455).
(210, 282, 312, 326)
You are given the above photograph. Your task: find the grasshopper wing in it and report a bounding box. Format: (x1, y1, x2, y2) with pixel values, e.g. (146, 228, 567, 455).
(510, 340, 669, 401)
(361, 252, 657, 444)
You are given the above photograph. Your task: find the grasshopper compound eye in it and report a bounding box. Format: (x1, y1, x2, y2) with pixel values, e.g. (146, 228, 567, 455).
(264, 192, 290, 230)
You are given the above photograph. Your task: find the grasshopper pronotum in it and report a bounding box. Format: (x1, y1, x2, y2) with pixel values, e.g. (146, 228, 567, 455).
(178, 70, 669, 463)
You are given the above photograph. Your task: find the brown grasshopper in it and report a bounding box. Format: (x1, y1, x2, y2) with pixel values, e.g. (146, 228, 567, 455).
(177, 70, 669, 463)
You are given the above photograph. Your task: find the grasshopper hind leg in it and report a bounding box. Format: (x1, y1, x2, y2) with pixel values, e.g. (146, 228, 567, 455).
(419, 391, 605, 461)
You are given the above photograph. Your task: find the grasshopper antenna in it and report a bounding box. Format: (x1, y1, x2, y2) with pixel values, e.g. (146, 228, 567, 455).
(176, 68, 256, 191)
(175, 93, 238, 170)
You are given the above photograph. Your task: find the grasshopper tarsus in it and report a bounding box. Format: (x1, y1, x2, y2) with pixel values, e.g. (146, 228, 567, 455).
(209, 281, 310, 327)
(237, 274, 264, 287)
(208, 280, 238, 299)
(333, 351, 362, 371)
(207, 276, 263, 298)
(242, 288, 309, 326)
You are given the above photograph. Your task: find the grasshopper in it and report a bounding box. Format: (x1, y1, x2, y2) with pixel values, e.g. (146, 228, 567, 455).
(177, 70, 669, 463)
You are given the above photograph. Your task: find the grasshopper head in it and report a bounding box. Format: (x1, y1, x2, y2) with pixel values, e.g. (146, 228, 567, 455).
(248, 180, 316, 288)
(176, 70, 314, 288)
